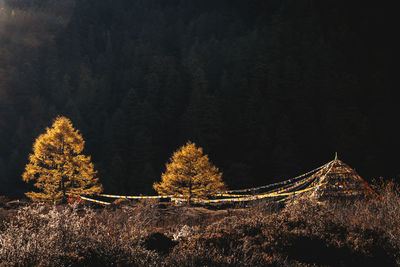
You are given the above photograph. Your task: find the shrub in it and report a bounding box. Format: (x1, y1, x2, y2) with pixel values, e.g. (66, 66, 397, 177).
(0, 203, 159, 266)
(0, 180, 399, 266)
(163, 180, 400, 266)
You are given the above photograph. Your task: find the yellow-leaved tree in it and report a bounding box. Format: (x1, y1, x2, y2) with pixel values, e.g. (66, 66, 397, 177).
(153, 141, 225, 201)
(22, 116, 102, 202)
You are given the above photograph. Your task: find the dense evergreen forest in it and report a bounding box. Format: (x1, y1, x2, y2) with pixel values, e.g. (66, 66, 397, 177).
(0, 0, 397, 197)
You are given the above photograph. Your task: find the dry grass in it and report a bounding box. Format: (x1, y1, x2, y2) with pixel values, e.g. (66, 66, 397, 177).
(0, 180, 399, 266)
(0, 201, 160, 266)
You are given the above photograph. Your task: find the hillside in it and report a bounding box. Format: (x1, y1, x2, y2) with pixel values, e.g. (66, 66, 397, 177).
(0, 181, 399, 266)
(0, 0, 397, 197)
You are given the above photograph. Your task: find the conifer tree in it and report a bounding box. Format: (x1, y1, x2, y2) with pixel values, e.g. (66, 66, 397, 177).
(22, 116, 102, 202)
(153, 141, 225, 201)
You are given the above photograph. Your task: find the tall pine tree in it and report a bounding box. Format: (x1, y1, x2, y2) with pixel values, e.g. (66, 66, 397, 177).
(154, 141, 225, 201)
(22, 116, 102, 202)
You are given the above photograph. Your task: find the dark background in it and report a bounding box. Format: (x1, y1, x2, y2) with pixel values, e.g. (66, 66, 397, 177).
(0, 0, 397, 198)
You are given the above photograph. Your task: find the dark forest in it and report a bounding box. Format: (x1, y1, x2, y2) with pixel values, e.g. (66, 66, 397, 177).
(0, 0, 397, 198)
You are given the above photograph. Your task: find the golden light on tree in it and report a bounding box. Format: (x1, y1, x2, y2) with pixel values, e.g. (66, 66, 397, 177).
(22, 116, 102, 202)
(153, 141, 225, 201)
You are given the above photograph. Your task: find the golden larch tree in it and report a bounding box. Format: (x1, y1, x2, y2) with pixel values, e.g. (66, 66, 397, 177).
(22, 116, 102, 202)
(153, 141, 225, 201)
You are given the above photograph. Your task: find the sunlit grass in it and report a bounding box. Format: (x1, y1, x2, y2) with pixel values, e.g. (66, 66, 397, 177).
(0, 180, 399, 266)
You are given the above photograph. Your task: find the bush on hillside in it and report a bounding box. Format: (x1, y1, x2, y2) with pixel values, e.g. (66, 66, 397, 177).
(0, 180, 399, 266)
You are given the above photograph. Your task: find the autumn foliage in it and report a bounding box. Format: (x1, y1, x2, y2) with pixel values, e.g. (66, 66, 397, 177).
(22, 116, 102, 202)
(154, 142, 225, 201)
